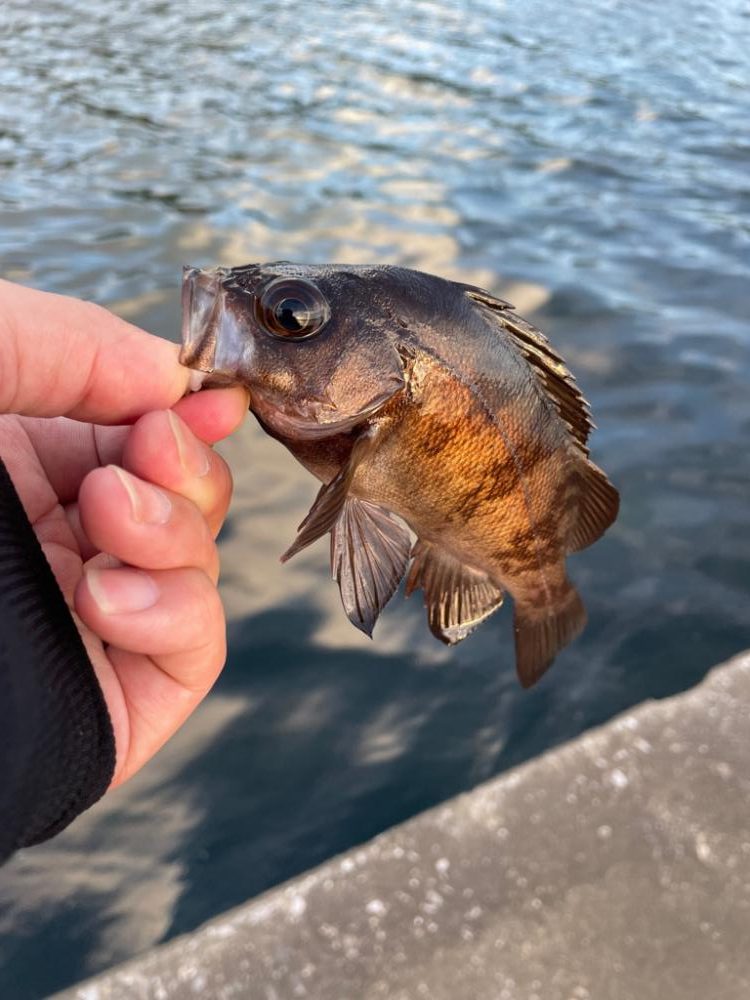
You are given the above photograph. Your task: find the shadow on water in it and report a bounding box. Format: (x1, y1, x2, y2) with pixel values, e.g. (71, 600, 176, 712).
(162, 604, 509, 936)
(0, 894, 123, 1000)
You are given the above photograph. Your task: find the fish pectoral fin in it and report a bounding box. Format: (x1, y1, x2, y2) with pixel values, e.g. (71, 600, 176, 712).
(405, 540, 504, 645)
(513, 584, 587, 689)
(281, 426, 380, 563)
(331, 498, 412, 637)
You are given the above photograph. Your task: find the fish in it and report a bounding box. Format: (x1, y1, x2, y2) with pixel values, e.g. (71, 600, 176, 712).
(180, 262, 619, 688)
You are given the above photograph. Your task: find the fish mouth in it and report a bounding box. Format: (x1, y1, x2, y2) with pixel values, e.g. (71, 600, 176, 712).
(180, 265, 254, 380)
(251, 382, 403, 441)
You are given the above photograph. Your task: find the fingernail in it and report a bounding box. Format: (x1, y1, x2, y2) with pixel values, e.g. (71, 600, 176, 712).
(110, 466, 172, 525)
(86, 568, 160, 614)
(168, 410, 211, 477)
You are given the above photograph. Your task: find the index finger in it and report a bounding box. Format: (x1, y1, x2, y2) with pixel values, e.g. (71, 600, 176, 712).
(0, 279, 190, 423)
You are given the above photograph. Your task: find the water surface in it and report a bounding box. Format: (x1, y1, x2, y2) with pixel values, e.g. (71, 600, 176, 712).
(1, 1, 749, 995)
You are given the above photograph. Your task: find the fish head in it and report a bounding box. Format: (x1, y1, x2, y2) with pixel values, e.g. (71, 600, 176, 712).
(180, 262, 406, 439)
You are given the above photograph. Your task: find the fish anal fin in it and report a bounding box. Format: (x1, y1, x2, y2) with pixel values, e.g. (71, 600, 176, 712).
(331, 498, 411, 637)
(281, 427, 380, 563)
(466, 289, 594, 453)
(405, 540, 504, 646)
(569, 460, 620, 553)
(514, 585, 587, 688)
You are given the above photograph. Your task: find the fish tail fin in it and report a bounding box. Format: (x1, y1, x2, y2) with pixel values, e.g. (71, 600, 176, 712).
(569, 460, 619, 553)
(513, 584, 587, 689)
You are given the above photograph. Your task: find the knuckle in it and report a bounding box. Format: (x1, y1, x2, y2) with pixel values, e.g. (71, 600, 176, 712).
(207, 458, 233, 522)
(206, 542, 221, 583)
(186, 570, 224, 637)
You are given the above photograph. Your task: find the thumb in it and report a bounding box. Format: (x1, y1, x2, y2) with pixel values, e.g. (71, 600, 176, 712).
(0, 280, 191, 423)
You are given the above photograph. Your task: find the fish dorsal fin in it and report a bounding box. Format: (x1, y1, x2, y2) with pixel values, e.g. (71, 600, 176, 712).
(466, 289, 594, 455)
(405, 539, 504, 645)
(281, 427, 380, 563)
(331, 498, 412, 637)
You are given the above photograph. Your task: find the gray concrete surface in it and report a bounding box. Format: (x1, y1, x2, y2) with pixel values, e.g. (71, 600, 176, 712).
(58, 651, 750, 1000)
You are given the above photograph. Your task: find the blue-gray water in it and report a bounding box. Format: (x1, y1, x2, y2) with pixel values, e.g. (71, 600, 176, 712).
(1, 1, 749, 996)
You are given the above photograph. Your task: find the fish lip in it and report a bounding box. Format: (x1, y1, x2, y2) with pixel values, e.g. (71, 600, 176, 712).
(180, 265, 254, 378)
(180, 265, 225, 372)
(253, 383, 403, 440)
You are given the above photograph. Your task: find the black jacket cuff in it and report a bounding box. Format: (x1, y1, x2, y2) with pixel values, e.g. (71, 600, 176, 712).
(0, 457, 115, 862)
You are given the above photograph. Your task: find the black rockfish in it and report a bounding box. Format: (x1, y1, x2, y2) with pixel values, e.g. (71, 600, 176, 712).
(180, 262, 619, 687)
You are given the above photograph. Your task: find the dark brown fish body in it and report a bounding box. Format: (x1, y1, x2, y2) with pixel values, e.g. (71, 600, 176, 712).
(180, 262, 619, 687)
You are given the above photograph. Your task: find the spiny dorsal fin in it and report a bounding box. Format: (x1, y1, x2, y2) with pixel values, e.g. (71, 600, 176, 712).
(331, 498, 411, 637)
(466, 288, 594, 455)
(405, 539, 504, 645)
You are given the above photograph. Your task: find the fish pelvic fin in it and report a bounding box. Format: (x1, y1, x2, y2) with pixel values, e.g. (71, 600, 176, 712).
(331, 498, 412, 638)
(513, 584, 587, 689)
(281, 426, 380, 563)
(405, 540, 504, 645)
(569, 459, 620, 553)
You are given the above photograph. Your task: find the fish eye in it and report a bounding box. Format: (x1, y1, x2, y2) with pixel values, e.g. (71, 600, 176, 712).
(255, 277, 330, 341)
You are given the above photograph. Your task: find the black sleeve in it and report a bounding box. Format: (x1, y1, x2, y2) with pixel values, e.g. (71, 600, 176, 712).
(0, 457, 115, 864)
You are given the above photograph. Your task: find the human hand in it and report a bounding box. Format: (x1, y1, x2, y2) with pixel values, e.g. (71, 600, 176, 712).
(0, 279, 248, 788)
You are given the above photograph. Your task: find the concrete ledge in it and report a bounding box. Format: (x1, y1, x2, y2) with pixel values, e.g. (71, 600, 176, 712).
(59, 651, 750, 1000)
